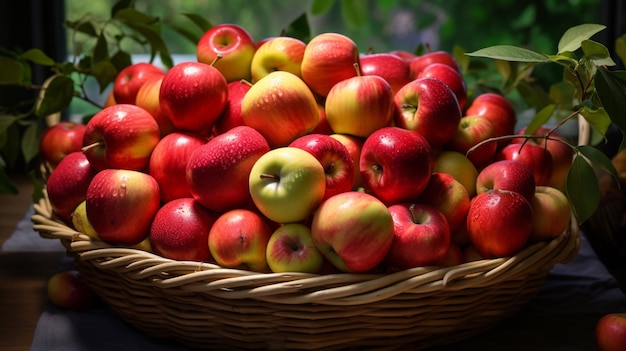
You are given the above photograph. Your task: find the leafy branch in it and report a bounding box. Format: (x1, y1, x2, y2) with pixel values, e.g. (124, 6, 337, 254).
(466, 23, 626, 224)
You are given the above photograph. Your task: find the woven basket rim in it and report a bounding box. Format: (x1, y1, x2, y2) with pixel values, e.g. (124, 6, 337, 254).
(31, 188, 581, 306)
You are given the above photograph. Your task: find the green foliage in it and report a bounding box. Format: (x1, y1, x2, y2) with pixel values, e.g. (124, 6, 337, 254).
(467, 24, 625, 224)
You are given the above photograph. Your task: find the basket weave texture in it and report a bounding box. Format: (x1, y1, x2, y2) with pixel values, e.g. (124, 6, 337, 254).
(31, 189, 580, 351)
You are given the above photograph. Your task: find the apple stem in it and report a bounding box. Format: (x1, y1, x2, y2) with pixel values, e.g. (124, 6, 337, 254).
(353, 62, 362, 76)
(424, 43, 432, 53)
(81, 141, 103, 153)
(210, 54, 223, 67)
(240, 79, 253, 87)
(260, 173, 279, 180)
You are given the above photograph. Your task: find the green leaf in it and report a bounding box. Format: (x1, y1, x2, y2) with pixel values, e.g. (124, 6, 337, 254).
(91, 61, 118, 93)
(580, 106, 611, 140)
(65, 20, 97, 37)
(93, 33, 109, 63)
(20, 122, 40, 165)
(616, 34, 626, 67)
(466, 45, 550, 63)
(0, 115, 17, 135)
(557, 23, 606, 54)
(181, 13, 212, 33)
(167, 22, 203, 46)
(21, 48, 56, 66)
(453, 45, 470, 74)
(283, 13, 311, 43)
(109, 50, 132, 73)
(35, 75, 75, 116)
(566, 154, 599, 224)
(577, 145, 620, 184)
(595, 68, 626, 140)
(581, 39, 616, 66)
(525, 104, 556, 135)
(340, 0, 366, 29)
(123, 21, 173, 68)
(0, 56, 25, 85)
(114, 8, 158, 25)
(111, 0, 135, 18)
(311, 0, 336, 15)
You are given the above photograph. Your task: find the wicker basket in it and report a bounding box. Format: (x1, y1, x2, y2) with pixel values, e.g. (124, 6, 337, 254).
(31, 188, 580, 350)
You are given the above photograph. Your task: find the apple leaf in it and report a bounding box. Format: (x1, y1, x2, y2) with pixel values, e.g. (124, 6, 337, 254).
(341, 0, 367, 29)
(64, 20, 97, 37)
(20, 122, 40, 165)
(466, 45, 550, 63)
(111, 0, 134, 18)
(581, 40, 616, 66)
(21, 48, 56, 66)
(525, 104, 556, 135)
(284, 13, 311, 43)
(35, 75, 75, 117)
(566, 154, 599, 224)
(109, 50, 132, 73)
(557, 23, 606, 54)
(0, 56, 26, 85)
(91, 60, 118, 93)
(93, 33, 109, 64)
(580, 106, 612, 141)
(0, 115, 17, 136)
(616, 34, 626, 68)
(595, 67, 626, 149)
(577, 145, 620, 184)
(311, 0, 335, 15)
(181, 13, 213, 33)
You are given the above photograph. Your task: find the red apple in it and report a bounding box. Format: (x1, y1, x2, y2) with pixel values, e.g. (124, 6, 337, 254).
(149, 197, 218, 262)
(213, 80, 252, 135)
(417, 62, 468, 110)
(241, 70, 319, 147)
(148, 131, 207, 203)
(324, 72, 395, 138)
(448, 115, 498, 167)
(438, 243, 465, 267)
(360, 127, 434, 205)
(46, 151, 97, 224)
(596, 313, 626, 351)
(289, 133, 355, 200)
(82, 104, 161, 172)
(475, 159, 536, 202)
(250, 36, 307, 82)
(187, 125, 270, 213)
(39, 121, 87, 169)
(159, 61, 228, 133)
(416, 172, 471, 235)
(265, 223, 325, 273)
(196, 23, 256, 82)
(329, 133, 364, 189)
(359, 52, 412, 95)
(112, 62, 165, 105)
(433, 150, 478, 196)
(409, 50, 460, 79)
(86, 169, 161, 246)
(528, 186, 572, 242)
(208, 208, 273, 272)
(389, 50, 417, 61)
(47, 270, 97, 311)
(465, 93, 517, 147)
(467, 189, 533, 258)
(385, 203, 451, 270)
(497, 142, 553, 186)
(301, 32, 360, 97)
(394, 77, 462, 147)
(134, 76, 177, 137)
(310, 103, 334, 135)
(311, 191, 394, 273)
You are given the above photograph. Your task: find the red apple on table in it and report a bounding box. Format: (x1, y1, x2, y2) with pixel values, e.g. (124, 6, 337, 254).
(324, 71, 395, 138)
(250, 36, 307, 82)
(148, 131, 207, 203)
(265, 223, 325, 273)
(359, 52, 412, 95)
(465, 92, 516, 147)
(448, 115, 498, 167)
(134, 76, 177, 137)
(512, 126, 574, 192)
(159, 61, 228, 133)
(187, 126, 270, 213)
(418, 62, 468, 110)
(213, 80, 252, 135)
(241, 71, 319, 147)
(394, 77, 462, 147)
(595, 313, 626, 351)
(47, 270, 97, 311)
(196, 23, 256, 82)
(82, 104, 161, 172)
(409, 50, 460, 79)
(249, 147, 326, 224)
(385, 203, 451, 270)
(416, 172, 470, 235)
(475, 159, 536, 202)
(433, 150, 479, 196)
(360, 127, 434, 206)
(208, 208, 273, 272)
(112, 62, 165, 105)
(39, 121, 87, 169)
(466, 189, 533, 258)
(149, 197, 218, 262)
(311, 191, 394, 273)
(46, 151, 97, 224)
(528, 186, 572, 242)
(301, 32, 360, 97)
(86, 169, 161, 246)
(497, 142, 553, 186)
(329, 133, 364, 189)
(289, 133, 355, 200)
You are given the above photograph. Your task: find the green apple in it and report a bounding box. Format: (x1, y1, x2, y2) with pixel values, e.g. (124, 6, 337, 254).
(266, 223, 325, 273)
(249, 147, 326, 224)
(433, 150, 479, 196)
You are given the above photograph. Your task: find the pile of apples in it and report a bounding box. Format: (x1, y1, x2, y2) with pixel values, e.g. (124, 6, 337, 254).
(41, 23, 575, 275)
